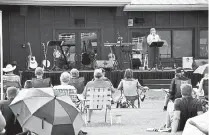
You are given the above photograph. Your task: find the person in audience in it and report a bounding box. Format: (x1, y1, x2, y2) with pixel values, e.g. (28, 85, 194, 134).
(53, 72, 87, 135)
(82, 69, 114, 122)
(68, 68, 85, 94)
(182, 110, 209, 135)
(0, 87, 22, 135)
(163, 67, 191, 111)
(197, 73, 208, 99)
(24, 80, 33, 88)
(171, 84, 203, 133)
(0, 111, 6, 135)
(31, 67, 52, 88)
(3, 64, 21, 99)
(117, 69, 147, 108)
(53, 72, 77, 102)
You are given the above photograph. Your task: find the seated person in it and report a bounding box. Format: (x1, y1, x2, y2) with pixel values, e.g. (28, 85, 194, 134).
(68, 68, 85, 94)
(0, 111, 6, 135)
(171, 84, 203, 133)
(117, 69, 147, 108)
(53, 72, 77, 102)
(197, 73, 208, 99)
(163, 67, 191, 111)
(3, 64, 21, 99)
(31, 67, 52, 88)
(182, 111, 209, 135)
(0, 87, 22, 135)
(82, 69, 114, 123)
(24, 80, 33, 88)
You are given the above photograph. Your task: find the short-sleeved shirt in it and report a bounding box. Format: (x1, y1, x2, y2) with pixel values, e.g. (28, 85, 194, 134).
(53, 85, 77, 102)
(68, 77, 85, 94)
(174, 97, 203, 131)
(3, 74, 21, 92)
(31, 78, 51, 88)
(169, 76, 191, 101)
(117, 78, 142, 97)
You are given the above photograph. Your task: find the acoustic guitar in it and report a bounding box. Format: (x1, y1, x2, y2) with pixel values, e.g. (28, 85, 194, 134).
(27, 42, 38, 69)
(42, 43, 50, 68)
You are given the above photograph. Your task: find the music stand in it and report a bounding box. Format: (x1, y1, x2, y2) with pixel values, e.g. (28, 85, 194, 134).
(48, 41, 70, 70)
(149, 41, 164, 71)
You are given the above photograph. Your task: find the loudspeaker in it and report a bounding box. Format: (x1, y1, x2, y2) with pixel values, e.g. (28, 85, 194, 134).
(20, 6, 28, 16)
(132, 59, 141, 69)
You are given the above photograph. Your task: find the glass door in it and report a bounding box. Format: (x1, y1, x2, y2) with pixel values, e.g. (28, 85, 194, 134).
(54, 29, 99, 70)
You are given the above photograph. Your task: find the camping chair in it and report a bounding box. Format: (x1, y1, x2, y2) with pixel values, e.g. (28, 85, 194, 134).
(116, 91, 142, 108)
(84, 87, 112, 125)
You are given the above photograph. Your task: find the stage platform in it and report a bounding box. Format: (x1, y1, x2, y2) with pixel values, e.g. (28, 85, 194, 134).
(20, 69, 203, 88)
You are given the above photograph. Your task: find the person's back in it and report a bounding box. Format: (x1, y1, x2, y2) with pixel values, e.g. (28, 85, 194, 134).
(173, 76, 191, 99)
(121, 79, 139, 96)
(86, 79, 111, 89)
(0, 87, 22, 135)
(68, 77, 85, 94)
(31, 78, 51, 88)
(53, 85, 76, 96)
(174, 97, 202, 131)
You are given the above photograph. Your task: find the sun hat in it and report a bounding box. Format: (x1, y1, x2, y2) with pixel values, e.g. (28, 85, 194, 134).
(3, 64, 16, 72)
(35, 67, 44, 76)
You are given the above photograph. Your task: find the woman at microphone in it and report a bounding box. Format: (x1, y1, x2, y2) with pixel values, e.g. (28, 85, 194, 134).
(147, 28, 161, 70)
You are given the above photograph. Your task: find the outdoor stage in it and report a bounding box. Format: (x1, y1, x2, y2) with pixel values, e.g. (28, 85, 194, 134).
(20, 69, 203, 88)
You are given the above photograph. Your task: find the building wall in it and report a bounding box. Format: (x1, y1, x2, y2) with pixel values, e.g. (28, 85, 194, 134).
(1, 5, 208, 70)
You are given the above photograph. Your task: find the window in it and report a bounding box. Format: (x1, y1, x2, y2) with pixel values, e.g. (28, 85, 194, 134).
(158, 31, 171, 58)
(173, 30, 193, 58)
(199, 30, 208, 58)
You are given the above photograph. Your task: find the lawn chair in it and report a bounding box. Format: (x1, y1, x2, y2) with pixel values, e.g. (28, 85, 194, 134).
(84, 87, 112, 125)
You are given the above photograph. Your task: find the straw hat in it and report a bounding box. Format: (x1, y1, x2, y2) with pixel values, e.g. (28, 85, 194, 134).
(3, 64, 16, 72)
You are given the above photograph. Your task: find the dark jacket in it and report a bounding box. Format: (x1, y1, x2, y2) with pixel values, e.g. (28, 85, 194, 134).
(0, 99, 22, 135)
(169, 76, 191, 101)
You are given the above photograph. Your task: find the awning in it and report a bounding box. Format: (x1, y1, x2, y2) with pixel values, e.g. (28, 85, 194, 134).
(124, 0, 208, 11)
(0, 0, 131, 7)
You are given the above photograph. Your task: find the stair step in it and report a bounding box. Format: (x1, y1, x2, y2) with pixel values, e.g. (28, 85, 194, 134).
(143, 79, 172, 84)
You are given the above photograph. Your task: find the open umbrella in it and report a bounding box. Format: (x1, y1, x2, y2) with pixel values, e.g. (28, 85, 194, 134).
(194, 64, 208, 74)
(10, 88, 84, 135)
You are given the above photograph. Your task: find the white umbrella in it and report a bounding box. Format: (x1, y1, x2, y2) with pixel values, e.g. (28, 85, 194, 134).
(194, 64, 209, 74)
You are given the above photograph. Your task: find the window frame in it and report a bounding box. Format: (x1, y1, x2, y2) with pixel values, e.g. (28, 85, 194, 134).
(198, 28, 208, 59)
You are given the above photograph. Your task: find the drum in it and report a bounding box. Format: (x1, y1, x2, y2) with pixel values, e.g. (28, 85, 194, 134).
(53, 49, 61, 58)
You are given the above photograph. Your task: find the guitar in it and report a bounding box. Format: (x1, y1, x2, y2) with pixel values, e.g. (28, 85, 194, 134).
(42, 43, 50, 68)
(27, 42, 38, 69)
(81, 41, 91, 65)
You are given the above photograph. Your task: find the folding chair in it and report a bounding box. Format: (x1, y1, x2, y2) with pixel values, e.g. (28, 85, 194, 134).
(84, 87, 112, 125)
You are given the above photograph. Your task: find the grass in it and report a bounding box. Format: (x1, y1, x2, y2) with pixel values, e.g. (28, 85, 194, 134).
(80, 90, 182, 135)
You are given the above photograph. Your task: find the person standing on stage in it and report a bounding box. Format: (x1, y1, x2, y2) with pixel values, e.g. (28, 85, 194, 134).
(147, 28, 161, 69)
(147, 28, 161, 45)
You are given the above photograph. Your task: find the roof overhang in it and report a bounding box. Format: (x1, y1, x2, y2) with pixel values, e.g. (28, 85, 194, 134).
(0, 0, 131, 7)
(124, 4, 208, 11)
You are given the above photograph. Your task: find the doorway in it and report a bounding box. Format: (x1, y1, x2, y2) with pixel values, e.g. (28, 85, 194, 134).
(54, 29, 100, 70)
